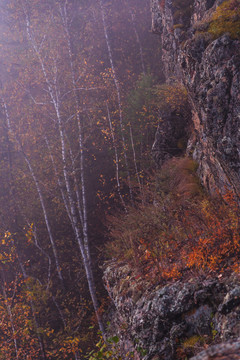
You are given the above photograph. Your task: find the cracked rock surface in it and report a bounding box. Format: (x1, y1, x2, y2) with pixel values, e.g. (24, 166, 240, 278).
(104, 263, 240, 359)
(150, 0, 240, 196)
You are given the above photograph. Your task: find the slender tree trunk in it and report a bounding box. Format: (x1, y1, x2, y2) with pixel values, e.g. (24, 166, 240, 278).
(22, 1, 105, 336)
(129, 123, 142, 194)
(1, 96, 63, 283)
(58, 117, 105, 335)
(99, 0, 133, 202)
(59, 2, 90, 260)
(52, 295, 67, 329)
(31, 224, 52, 290)
(1, 118, 53, 290)
(106, 102, 127, 211)
(66, 137, 84, 227)
(45, 137, 73, 226)
(59, 2, 105, 336)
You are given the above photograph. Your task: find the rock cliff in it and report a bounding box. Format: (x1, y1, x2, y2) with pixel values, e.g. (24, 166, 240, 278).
(103, 262, 240, 359)
(151, 0, 240, 196)
(103, 1, 240, 359)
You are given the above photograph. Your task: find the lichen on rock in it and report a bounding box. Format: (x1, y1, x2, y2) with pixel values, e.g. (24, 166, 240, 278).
(151, 0, 240, 196)
(103, 261, 240, 359)
(103, 1, 240, 359)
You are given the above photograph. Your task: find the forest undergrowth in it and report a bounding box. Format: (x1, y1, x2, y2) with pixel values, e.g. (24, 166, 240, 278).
(0, 0, 239, 357)
(106, 157, 240, 283)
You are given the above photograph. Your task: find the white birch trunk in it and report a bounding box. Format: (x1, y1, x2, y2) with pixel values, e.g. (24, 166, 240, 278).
(23, 2, 105, 336)
(106, 102, 127, 211)
(66, 139, 84, 228)
(45, 137, 73, 226)
(59, 2, 90, 260)
(59, 2, 105, 336)
(1, 97, 63, 283)
(99, 0, 133, 202)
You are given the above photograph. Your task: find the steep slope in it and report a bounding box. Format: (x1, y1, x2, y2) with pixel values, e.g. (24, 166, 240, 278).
(102, 1, 240, 359)
(151, 0, 240, 196)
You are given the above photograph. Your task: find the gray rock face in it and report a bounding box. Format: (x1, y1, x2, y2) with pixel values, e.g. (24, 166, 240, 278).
(182, 34, 240, 195)
(191, 340, 240, 359)
(152, 108, 190, 167)
(103, 263, 240, 359)
(102, 2, 240, 359)
(151, 0, 182, 80)
(150, 0, 240, 196)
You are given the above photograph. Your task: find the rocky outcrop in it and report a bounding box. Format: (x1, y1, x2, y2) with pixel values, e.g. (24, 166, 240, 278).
(152, 106, 190, 167)
(103, 262, 240, 359)
(151, 0, 240, 197)
(191, 340, 240, 359)
(102, 3, 240, 360)
(182, 33, 240, 196)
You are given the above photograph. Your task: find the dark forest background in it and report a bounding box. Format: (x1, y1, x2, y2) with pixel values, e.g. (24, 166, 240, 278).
(0, 0, 163, 358)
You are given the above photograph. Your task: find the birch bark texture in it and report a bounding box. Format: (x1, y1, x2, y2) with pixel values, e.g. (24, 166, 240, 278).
(21, 0, 105, 336)
(99, 0, 133, 203)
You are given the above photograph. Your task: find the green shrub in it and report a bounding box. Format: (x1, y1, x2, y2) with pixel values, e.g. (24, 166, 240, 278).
(85, 334, 145, 359)
(208, 0, 240, 39)
(153, 82, 189, 116)
(85, 335, 123, 360)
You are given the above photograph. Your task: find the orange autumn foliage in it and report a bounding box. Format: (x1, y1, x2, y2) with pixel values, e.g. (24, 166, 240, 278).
(186, 191, 240, 272)
(106, 158, 240, 282)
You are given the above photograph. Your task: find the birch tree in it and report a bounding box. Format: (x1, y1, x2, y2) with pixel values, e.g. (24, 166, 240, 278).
(19, 0, 105, 336)
(99, 0, 133, 202)
(0, 0, 160, 354)
(1, 95, 63, 283)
